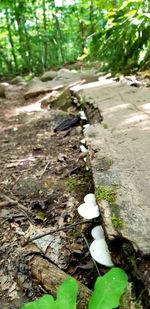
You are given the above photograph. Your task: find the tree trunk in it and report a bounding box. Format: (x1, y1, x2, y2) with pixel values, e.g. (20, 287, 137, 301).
(42, 0, 48, 69)
(51, 0, 64, 63)
(5, 8, 18, 71)
(14, 1, 30, 71)
(90, 0, 94, 34)
(0, 45, 13, 73)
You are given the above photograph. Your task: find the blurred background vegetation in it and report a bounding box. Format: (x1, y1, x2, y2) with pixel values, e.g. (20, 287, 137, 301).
(0, 0, 150, 76)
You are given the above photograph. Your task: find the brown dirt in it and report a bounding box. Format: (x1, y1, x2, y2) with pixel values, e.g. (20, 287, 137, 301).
(0, 84, 97, 308)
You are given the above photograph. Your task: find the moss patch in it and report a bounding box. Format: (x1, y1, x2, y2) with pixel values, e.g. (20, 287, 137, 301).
(111, 214, 125, 228)
(95, 185, 116, 204)
(65, 176, 82, 193)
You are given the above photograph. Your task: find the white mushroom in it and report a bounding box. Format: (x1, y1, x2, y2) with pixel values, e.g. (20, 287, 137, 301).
(79, 110, 87, 120)
(80, 138, 86, 144)
(91, 225, 104, 240)
(80, 145, 88, 153)
(84, 193, 96, 206)
(77, 203, 100, 219)
(83, 124, 90, 129)
(90, 239, 114, 267)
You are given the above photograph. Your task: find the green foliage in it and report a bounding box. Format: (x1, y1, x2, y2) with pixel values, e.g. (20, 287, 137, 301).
(65, 176, 82, 193)
(88, 267, 128, 309)
(111, 214, 125, 228)
(90, 0, 150, 72)
(95, 185, 116, 204)
(0, 0, 149, 75)
(20, 268, 128, 309)
(20, 277, 78, 309)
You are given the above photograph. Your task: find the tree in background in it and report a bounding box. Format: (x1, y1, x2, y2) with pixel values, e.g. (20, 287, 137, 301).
(0, 0, 149, 76)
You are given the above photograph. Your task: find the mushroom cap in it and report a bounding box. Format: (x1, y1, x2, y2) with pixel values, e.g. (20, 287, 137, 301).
(90, 239, 114, 267)
(84, 193, 96, 206)
(91, 225, 104, 240)
(77, 203, 99, 219)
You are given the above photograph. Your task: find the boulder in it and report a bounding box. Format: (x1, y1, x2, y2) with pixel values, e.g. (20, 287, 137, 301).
(57, 68, 78, 80)
(40, 70, 57, 82)
(11, 76, 25, 85)
(41, 87, 72, 110)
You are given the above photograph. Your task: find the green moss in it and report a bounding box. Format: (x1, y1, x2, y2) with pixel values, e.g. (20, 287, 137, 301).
(77, 95, 86, 109)
(103, 158, 113, 170)
(95, 185, 116, 204)
(102, 123, 108, 129)
(65, 176, 82, 193)
(111, 214, 125, 228)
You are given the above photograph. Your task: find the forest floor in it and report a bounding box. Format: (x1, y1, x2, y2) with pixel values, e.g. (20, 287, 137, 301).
(0, 74, 99, 308)
(0, 68, 150, 308)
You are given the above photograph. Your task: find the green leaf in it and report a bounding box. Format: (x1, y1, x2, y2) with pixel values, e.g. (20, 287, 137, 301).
(88, 267, 128, 309)
(56, 277, 78, 309)
(20, 294, 55, 309)
(35, 211, 45, 221)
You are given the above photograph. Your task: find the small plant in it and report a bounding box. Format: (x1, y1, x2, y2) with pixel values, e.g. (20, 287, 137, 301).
(95, 186, 116, 205)
(20, 267, 128, 309)
(65, 176, 81, 193)
(111, 214, 125, 228)
(78, 96, 86, 109)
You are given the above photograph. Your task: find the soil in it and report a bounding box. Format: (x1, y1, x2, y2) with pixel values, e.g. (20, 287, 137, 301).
(0, 83, 101, 308)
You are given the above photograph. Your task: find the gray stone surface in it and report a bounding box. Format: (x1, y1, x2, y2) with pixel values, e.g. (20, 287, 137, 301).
(24, 69, 98, 100)
(40, 70, 57, 81)
(81, 80, 150, 255)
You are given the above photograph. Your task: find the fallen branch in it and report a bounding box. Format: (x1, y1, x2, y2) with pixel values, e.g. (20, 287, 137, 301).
(29, 255, 91, 309)
(25, 219, 91, 244)
(39, 160, 51, 179)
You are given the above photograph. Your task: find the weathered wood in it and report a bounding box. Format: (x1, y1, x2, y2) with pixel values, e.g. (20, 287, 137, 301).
(30, 255, 91, 308)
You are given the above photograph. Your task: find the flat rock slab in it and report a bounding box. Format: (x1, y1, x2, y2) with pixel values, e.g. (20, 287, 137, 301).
(81, 80, 150, 255)
(24, 69, 98, 100)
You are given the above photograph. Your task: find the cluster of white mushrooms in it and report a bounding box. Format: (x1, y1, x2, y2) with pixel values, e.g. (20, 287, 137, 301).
(77, 193, 113, 267)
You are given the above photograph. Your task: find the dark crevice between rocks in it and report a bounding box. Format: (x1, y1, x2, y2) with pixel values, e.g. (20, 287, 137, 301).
(84, 101, 103, 125)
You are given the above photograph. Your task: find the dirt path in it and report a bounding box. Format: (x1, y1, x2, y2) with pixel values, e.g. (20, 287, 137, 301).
(0, 82, 96, 308)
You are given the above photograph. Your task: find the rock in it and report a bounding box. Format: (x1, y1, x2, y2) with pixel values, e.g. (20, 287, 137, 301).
(56, 68, 78, 80)
(40, 70, 57, 81)
(80, 73, 98, 83)
(41, 87, 72, 110)
(14, 176, 41, 198)
(29, 76, 41, 85)
(24, 79, 63, 100)
(0, 84, 6, 98)
(82, 81, 150, 255)
(11, 76, 25, 85)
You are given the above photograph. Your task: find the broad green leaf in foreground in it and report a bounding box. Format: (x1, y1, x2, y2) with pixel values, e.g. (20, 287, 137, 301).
(20, 294, 56, 309)
(88, 267, 128, 309)
(20, 277, 78, 309)
(55, 276, 78, 309)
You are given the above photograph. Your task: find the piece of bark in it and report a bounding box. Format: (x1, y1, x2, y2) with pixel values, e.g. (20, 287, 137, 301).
(30, 255, 91, 308)
(54, 115, 80, 132)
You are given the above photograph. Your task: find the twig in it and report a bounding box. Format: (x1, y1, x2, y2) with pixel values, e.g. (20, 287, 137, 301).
(78, 230, 101, 276)
(0, 194, 33, 224)
(39, 160, 51, 178)
(25, 220, 91, 244)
